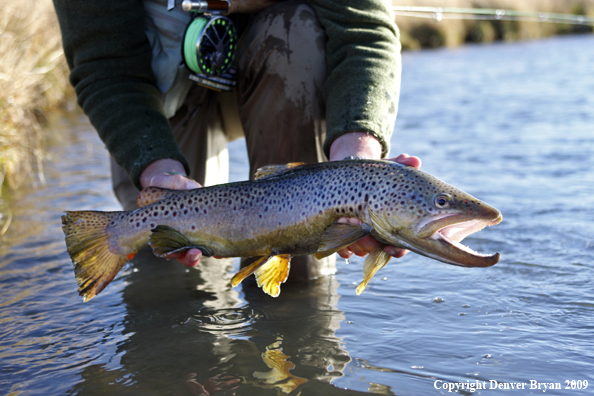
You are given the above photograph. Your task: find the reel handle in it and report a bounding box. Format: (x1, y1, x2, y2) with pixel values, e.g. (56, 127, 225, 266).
(182, 0, 230, 13)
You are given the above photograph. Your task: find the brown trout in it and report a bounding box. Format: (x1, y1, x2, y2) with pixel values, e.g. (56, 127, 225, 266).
(62, 159, 502, 302)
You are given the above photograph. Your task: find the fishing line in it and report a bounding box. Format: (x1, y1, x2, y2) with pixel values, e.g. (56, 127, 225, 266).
(171, 1, 593, 92)
(177, 0, 238, 91)
(392, 6, 594, 26)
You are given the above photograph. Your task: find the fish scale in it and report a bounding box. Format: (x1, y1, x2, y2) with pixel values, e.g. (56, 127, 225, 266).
(62, 159, 502, 302)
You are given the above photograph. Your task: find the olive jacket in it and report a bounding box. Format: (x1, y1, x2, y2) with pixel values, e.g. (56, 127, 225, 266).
(53, 0, 401, 189)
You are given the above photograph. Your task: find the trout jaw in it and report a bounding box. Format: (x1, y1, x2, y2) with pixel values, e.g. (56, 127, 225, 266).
(412, 212, 503, 267)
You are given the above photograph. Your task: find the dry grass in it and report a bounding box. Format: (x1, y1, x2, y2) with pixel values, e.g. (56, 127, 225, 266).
(0, 0, 72, 193)
(0, 0, 591, 195)
(393, 0, 594, 49)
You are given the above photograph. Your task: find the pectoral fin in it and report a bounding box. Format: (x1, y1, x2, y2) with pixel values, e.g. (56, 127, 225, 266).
(149, 225, 213, 257)
(368, 209, 400, 246)
(356, 245, 392, 295)
(255, 254, 291, 297)
(314, 222, 373, 259)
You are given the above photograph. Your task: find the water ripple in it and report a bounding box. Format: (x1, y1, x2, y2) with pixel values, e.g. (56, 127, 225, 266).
(188, 306, 263, 333)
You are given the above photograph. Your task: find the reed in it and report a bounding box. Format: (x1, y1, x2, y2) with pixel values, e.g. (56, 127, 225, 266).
(394, 0, 594, 49)
(0, 0, 72, 193)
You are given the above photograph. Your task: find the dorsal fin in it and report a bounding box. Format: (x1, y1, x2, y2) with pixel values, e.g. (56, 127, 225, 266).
(136, 186, 180, 208)
(254, 163, 305, 180)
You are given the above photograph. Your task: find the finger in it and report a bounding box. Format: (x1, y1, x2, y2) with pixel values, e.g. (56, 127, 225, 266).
(337, 247, 353, 259)
(336, 218, 364, 257)
(348, 236, 381, 257)
(389, 153, 422, 169)
(348, 242, 367, 257)
(177, 248, 202, 267)
(149, 174, 201, 190)
(185, 178, 201, 189)
(384, 246, 410, 258)
(163, 249, 202, 267)
(336, 217, 363, 225)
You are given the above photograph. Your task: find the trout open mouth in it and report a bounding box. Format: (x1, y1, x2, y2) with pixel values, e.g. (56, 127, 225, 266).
(415, 212, 503, 267)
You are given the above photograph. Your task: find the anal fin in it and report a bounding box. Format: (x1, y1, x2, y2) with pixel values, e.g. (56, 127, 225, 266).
(254, 255, 291, 297)
(314, 222, 373, 259)
(356, 245, 392, 295)
(230, 255, 270, 288)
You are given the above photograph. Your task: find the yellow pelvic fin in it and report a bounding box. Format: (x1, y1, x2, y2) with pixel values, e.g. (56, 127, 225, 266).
(356, 245, 392, 295)
(254, 162, 305, 180)
(62, 211, 132, 302)
(136, 186, 181, 208)
(314, 222, 373, 259)
(148, 225, 213, 257)
(230, 255, 270, 288)
(255, 254, 291, 297)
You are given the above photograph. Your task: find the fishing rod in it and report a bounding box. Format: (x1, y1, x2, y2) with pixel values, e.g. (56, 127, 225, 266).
(170, 1, 594, 92)
(392, 6, 594, 26)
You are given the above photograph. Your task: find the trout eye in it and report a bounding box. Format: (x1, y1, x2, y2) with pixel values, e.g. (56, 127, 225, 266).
(434, 193, 452, 209)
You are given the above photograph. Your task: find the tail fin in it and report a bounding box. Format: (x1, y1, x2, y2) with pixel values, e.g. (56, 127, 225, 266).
(62, 211, 131, 302)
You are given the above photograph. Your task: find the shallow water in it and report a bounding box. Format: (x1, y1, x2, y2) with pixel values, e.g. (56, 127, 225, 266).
(1, 35, 593, 395)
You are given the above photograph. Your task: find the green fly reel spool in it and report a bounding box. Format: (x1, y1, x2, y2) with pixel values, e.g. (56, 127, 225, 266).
(183, 15, 237, 77)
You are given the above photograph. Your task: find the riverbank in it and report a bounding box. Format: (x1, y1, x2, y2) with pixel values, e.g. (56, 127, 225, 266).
(0, 0, 72, 194)
(0, 0, 592, 195)
(394, 0, 594, 49)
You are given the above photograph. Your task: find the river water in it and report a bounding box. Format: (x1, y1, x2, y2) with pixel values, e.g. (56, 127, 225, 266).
(1, 35, 593, 395)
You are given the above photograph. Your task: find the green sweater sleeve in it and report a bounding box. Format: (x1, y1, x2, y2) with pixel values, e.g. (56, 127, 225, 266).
(53, 0, 190, 190)
(308, 0, 401, 158)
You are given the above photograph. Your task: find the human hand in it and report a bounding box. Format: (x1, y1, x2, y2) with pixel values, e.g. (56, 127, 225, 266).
(328, 132, 422, 260)
(335, 154, 422, 260)
(140, 159, 202, 268)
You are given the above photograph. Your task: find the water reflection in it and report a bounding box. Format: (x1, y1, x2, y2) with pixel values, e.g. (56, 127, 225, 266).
(67, 249, 359, 395)
(3, 35, 594, 395)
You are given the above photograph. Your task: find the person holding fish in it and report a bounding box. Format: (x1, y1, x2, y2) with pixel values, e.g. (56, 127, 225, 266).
(53, 0, 422, 286)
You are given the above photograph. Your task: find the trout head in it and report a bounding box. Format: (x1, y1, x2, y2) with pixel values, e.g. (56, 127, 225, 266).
(368, 164, 502, 267)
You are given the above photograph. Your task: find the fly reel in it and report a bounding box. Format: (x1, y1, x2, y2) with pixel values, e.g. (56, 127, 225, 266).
(180, 0, 237, 91)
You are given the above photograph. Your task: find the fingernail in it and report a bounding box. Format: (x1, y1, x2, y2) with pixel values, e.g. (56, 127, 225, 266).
(186, 180, 201, 189)
(384, 247, 399, 257)
(188, 251, 201, 262)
